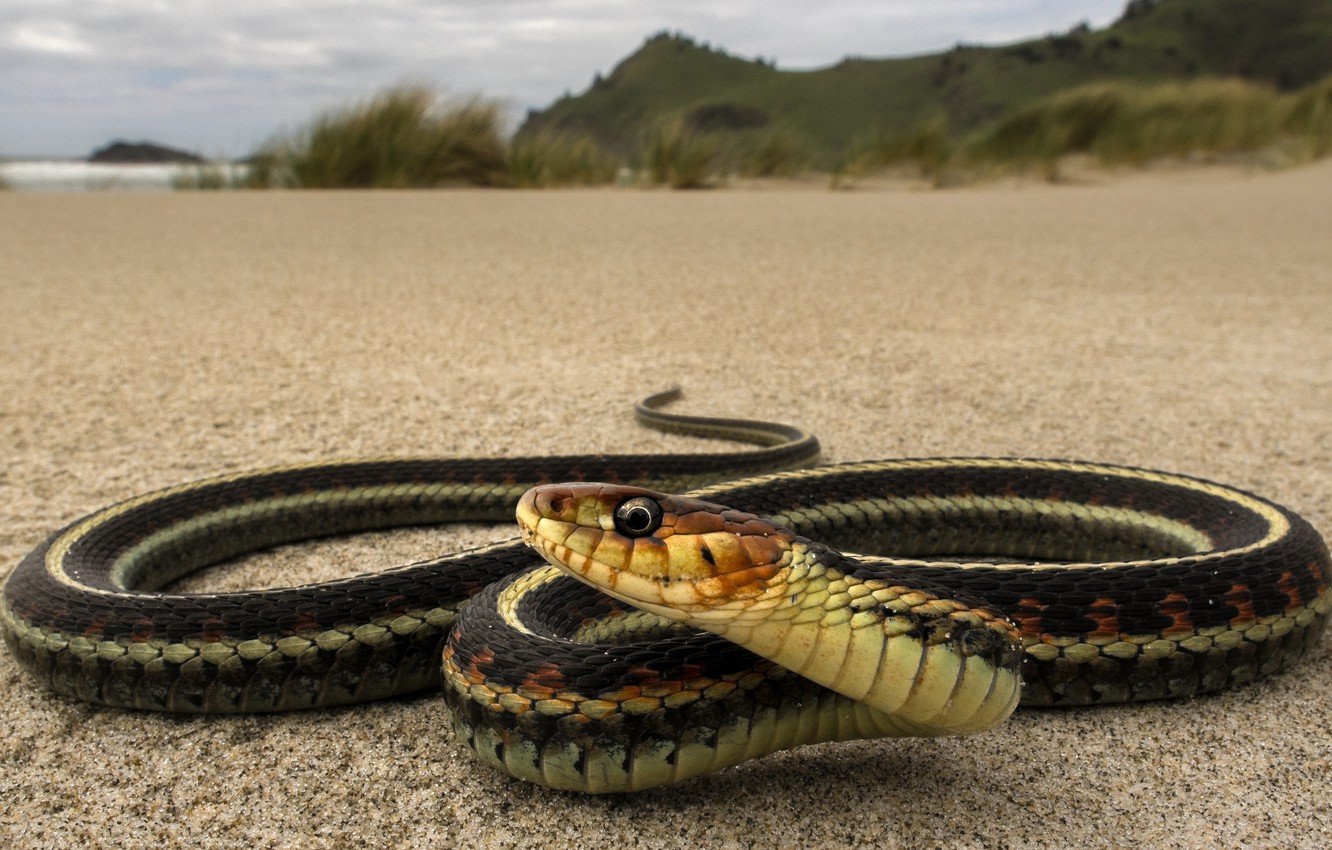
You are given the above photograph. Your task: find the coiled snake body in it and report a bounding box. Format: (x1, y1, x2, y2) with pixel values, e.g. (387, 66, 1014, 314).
(3, 392, 1328, 793)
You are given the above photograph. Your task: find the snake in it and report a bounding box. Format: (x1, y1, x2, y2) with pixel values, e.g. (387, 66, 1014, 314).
(2, 391, 1328, 794)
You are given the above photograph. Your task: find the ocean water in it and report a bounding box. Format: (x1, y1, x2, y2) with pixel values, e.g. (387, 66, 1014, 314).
(0, 160, 245, 192)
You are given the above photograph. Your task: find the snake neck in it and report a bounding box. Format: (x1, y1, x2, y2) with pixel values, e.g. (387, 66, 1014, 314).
(696, 540, 1024, 735)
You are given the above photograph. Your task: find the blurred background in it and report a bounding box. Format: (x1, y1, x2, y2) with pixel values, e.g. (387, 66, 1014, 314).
(3, 0, 1329, 190)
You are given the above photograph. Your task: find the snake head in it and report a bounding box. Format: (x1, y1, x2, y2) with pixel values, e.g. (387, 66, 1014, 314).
(516, 484, 796, 623)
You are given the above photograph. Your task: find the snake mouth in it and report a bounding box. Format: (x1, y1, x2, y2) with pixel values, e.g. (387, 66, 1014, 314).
(516, 485, 681, 617)
(515, 484, 797, 622)
(516, 494, 539, 546)
(515, 486, 611, 564)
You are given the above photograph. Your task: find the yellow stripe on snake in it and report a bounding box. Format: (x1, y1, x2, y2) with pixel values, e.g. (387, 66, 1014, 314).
(2, 391, 1328, 792)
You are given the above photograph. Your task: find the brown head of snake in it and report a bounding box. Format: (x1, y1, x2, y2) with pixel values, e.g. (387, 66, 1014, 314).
(516, 484, 1025, 737)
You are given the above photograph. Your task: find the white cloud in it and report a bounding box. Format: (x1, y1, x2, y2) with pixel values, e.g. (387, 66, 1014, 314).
(0, 0, 1126, 157)
(9, 21, 97, 57)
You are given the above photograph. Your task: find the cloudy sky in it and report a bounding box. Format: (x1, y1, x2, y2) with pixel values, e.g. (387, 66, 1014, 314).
(2, 1, 1126, 158)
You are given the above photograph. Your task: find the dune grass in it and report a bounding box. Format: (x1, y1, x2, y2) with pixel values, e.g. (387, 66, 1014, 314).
(826, 75, 1332, 184)
(167, 73, 1332, 193)
(962, 77, 1332, 179)
(1092, 81, 1282, 164)
(644, 119, 719, 188)
(831, 117, 953, 188)
(735, 129, 808, 178)
(507, 131, 619, 187)
(251, 87, 510, 188)
(234, 85, 621, 189)
(1283, 75, 1332, 158)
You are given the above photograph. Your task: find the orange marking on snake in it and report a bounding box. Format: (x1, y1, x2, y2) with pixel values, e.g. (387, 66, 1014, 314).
(198, 618, 228, 642)
(459, 647, 496, 685)
(291, 611, 321, 632)
(601, 685, 642, 701)
(1311, 560, 1331, 593)
(1012, 596, 1047, 639)
(81, 616, 110, 639)
(1086, 597, 1120, 639)
(1157, 591, 1194, 636)
(1276, 570, 1305, 609)
(528, 662, 566, 691)
(1225, 584, 1256, 626)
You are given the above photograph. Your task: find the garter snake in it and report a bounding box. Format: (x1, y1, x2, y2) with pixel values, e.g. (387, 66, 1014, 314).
(2, 391, 1328, 793)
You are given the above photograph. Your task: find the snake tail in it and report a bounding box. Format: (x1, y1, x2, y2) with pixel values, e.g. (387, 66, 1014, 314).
(0, 391, 818, 713)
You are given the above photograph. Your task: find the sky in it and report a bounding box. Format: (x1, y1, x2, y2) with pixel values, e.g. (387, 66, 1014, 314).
(1, 1, 1127, 158)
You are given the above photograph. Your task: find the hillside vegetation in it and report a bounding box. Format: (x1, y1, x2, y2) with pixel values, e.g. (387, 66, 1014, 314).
(173, 0, 1332, 190)
(175, 73, 1331, 191)
(519, 0, 1332, 165)
(850, 75, 1332, 185)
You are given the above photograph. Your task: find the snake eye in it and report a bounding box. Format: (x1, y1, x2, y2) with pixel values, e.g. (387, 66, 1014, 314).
(614, 496, 663, 537)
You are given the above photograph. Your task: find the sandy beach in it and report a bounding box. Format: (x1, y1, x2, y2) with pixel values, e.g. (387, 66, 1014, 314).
(1, 164, 1329, 849)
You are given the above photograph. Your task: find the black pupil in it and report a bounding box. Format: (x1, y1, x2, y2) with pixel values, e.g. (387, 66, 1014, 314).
(624, 506, 652, 532)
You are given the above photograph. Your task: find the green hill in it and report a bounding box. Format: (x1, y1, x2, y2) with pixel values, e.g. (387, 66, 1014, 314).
(517, 0, 1332, 164)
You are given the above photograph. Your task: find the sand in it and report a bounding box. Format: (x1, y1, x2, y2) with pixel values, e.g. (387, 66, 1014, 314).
(0, 164, 1329, 849)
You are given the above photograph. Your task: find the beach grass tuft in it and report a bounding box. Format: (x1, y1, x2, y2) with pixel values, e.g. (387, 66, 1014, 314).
(832, 117, 954, 187)
(1283, 75, 1332, 159)
(736, 130, 808, 178)
(645, 119, 719, 188)
(961, 77, 1332, 179)
(251, 86, 510, 188)
(507, 131, 619, 187)
(164, 73, 1332, 193)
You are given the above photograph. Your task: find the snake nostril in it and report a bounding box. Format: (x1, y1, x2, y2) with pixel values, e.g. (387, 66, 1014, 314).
(538, 493, 570, 516)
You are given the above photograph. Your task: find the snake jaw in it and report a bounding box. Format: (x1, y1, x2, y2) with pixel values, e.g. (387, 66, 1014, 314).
(516, 484, 796, 621)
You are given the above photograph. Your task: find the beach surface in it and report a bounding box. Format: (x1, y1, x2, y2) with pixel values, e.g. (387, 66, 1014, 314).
(1, 165, 1329, 849)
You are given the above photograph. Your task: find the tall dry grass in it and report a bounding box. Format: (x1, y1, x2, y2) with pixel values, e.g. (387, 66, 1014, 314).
(1283, 75, 1332, 158)
(962, 77, 1332, 178)
(508, 132, 619, 187)
(173, 75, 1332, 193)
(252, 87, 510, 188)
(831, 117, 953, 187)
(644, 120, 719, 188)
(736, 130, 808, 178)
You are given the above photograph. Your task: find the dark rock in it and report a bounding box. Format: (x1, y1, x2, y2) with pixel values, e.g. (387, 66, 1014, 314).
(88, 140, 204, 164)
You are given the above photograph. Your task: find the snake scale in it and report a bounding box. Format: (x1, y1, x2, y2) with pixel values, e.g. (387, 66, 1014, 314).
(2, 390, 1328, 793)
